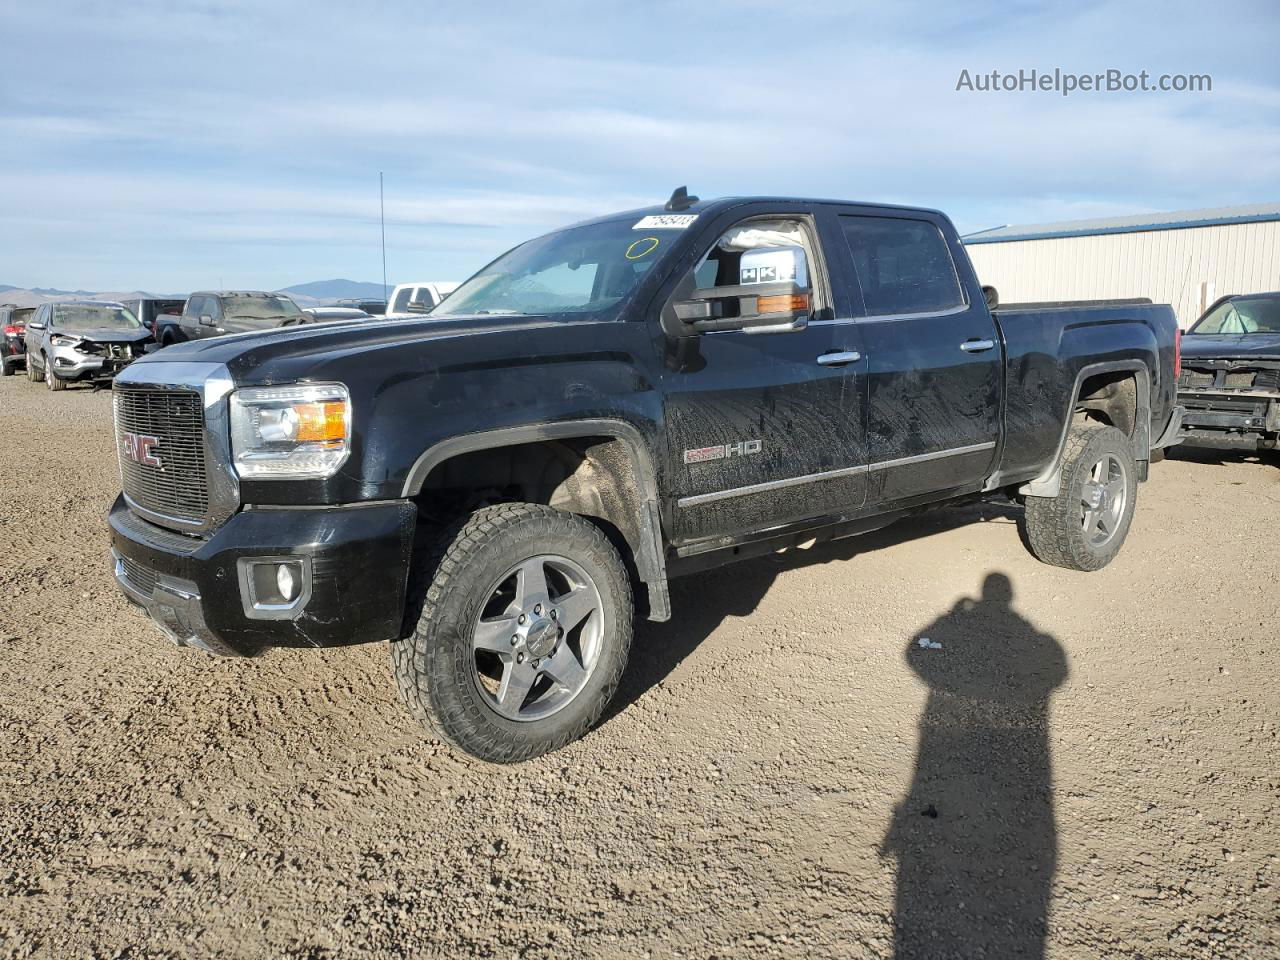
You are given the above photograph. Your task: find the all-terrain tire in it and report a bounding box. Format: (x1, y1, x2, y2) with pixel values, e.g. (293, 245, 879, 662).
(27, 355, 43, 382)
(45, 355, 66, 391)
(1022, 425, 1138, 571)
(391, 502, 633, 763)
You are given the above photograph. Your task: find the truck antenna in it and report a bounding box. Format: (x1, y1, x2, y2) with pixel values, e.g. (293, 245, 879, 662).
(665, 186, 698, 212)
(380, 172, 388, 301)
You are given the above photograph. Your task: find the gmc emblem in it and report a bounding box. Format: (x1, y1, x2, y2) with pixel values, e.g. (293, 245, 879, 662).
(122, 432, 162, 468)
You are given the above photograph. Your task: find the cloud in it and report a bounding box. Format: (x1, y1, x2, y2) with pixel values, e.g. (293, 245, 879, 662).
(0, 0, 1276, 289)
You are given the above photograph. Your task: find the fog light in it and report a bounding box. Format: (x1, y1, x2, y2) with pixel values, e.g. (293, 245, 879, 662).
(236, 557, 310, 618)
(276, 562, 297, 601)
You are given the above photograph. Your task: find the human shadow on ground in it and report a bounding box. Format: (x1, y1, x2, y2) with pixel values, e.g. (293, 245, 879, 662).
(606, 500, 1021, 722)
(881, 572, 1068, 959)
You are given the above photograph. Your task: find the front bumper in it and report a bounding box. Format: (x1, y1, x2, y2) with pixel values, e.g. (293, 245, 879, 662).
(109, 495, 417, 657)
(1177, 390, 1279, 450)
(49, 347, 107, 379)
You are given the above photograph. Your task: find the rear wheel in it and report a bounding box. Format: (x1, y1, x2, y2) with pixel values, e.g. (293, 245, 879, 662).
(1022, 425, 1138, 571)
(391, 502, 633, 763)
(45, 355, 67, 391)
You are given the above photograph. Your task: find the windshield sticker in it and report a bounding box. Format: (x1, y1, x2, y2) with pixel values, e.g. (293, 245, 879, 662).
(633, 214, 698, 230)
(625, 237, 661, 260)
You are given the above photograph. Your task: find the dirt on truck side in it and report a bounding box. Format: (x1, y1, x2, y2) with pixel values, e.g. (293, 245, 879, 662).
(0, 378, 1277, 959)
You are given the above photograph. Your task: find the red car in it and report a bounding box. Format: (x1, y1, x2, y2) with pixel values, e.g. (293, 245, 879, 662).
(1, 305, 34, 376)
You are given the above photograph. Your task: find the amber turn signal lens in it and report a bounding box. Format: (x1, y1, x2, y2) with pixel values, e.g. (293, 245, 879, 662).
(293, 401, 347, 444)
(756, 293, 811, 314)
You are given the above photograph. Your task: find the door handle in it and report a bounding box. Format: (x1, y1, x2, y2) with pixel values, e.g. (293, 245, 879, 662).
(960, 339, 995, 353)
(816, 351, 861, 366)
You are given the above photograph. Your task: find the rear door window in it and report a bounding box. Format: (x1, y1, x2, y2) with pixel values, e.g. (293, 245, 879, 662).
(839, 216, 965, 317)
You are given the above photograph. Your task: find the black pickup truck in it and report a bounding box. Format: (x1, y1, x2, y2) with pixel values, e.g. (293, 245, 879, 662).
(108, 192, 1183, 762)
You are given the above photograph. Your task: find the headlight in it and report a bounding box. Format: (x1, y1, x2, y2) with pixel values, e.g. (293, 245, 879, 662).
(229, 383, 351, 479)
(50, 334, 80, 348)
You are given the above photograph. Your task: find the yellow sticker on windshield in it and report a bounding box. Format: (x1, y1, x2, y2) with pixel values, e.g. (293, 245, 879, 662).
(626, 236, 660, 260)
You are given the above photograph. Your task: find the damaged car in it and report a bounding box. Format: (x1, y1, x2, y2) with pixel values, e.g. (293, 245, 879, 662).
(1178, 291, 1280, 456)
(24, 300, 153, 391)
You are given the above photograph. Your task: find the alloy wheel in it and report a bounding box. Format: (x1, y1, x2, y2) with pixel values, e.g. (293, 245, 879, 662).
(1080, 453, 1127, 547)
(471, 554, 603, 722)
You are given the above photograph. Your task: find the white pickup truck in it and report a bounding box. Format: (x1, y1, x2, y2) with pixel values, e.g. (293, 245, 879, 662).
(386, 281, 459, 317)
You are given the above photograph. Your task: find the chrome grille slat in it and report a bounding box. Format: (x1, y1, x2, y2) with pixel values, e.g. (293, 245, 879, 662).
(120, 556, 159, 597)
(114, 387, 210, 523)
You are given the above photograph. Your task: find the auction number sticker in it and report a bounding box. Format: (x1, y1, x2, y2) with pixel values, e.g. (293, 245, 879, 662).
(633, 214, 698, 230)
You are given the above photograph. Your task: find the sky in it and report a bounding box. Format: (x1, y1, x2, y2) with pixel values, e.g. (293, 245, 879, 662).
(1, 0, 1278, 293)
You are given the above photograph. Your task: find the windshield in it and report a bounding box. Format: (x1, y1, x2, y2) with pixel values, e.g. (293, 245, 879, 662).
(52, 305, 141, 332)
(435, 217, 682, 317)
(1190, 296, 1280, 335)
(221, 296, 303, 320)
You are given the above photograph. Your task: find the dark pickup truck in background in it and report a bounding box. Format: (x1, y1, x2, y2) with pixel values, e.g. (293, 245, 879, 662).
(154, 290, 306, 346)
(108, 192, 1183, 762)
(1177, 291, 1280, 455)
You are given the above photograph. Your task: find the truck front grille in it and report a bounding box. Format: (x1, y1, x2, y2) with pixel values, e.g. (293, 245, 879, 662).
(114, 387, 210, 525)
(1180, 367, 1280, 392)
(1178, 370, 1215, 389)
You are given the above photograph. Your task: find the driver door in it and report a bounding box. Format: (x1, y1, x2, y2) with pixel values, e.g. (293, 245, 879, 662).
(659, 208, 868, 546)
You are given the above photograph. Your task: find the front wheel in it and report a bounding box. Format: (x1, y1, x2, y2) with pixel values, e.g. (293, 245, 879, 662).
(45, 355, 67, 391)
(1022, 424, 1138, 571)
(391, 502, 633, 763)
(27, 354, 43, 382)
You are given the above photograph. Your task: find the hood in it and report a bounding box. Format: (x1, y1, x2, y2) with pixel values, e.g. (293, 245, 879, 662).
(130, 313, 564, 382)
(1182, 333, 1280, 361)
(58, 327, 154, 345)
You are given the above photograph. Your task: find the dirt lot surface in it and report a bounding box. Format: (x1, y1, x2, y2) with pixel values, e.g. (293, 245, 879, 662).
(0, 375, 1277, 960)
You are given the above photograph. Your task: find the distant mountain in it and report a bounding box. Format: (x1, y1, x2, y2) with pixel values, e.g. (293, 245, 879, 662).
(0, 285, 177, 308)
(276, 279, 387, 301)
(1, 278, 387, 309)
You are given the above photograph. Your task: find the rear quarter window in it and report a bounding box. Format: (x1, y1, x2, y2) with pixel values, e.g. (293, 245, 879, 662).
(839, 215, 965, 317)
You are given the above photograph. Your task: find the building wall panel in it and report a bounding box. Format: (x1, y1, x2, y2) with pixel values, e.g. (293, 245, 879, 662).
(965, 222, 1280, 327)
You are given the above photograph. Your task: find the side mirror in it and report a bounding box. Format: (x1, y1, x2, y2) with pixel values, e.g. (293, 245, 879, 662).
(29, 322, 46, 331)
(982, 285, 999, 310)
(199, 314, 215, 326)
(674, 281, 811, 334)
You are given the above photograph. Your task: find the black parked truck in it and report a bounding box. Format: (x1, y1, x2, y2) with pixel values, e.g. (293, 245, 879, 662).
(1177, 291, 1280, 454)
(108, 192, 1184, 762)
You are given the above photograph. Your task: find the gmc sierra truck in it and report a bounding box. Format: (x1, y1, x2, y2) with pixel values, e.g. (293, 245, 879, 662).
(108, 191, 1184, 762)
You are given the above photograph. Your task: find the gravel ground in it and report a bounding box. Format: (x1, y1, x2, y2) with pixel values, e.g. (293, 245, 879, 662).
(0, 374, 1277, 960)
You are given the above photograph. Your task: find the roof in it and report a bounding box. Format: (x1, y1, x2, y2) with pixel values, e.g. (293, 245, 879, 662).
(564, 195, 948, 232)
(962, 202, 1280, 244)
(1223, 290, 1280, 302)
(190, 290, 293, 298)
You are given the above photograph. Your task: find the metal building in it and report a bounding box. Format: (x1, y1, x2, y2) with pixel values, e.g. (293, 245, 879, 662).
(962, 203, 1280, 328)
